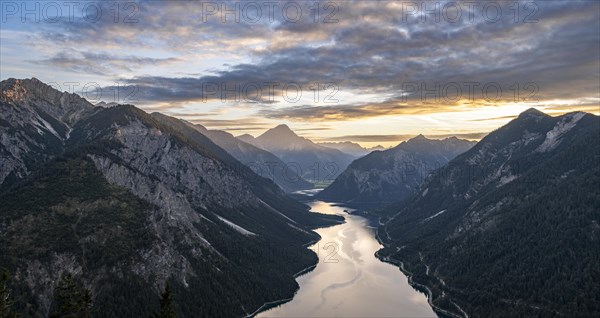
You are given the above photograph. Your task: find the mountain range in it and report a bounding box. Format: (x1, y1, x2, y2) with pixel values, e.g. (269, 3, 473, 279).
(317, 141, 386, 157)
(187, 121, 312, 192)
(238, 125, 355, 182)
(377, 108, 600, 317)
(317, 135, 475, 207)
(2, 78, 598, 318)
(0, 78, 342, 317)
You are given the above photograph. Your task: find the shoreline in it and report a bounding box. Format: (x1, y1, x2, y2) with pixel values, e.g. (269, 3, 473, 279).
(248, 197, 453, 318)
(244, 261, 322, 318)
(374, 248, 464, 318)
(373, 225, 466, 318)
(243, 199, 347, 318)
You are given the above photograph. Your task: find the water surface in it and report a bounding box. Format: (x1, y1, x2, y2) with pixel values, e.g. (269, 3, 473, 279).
(258, 200, 437, 317)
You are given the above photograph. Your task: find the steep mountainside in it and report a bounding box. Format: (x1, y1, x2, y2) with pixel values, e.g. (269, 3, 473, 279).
(238, 125, 355, 182)
(185, 121, 312, 192)
(317, 135, 475, 207)
(377, 109, 600, 317)
(0, 78, 94, 190)
(0, 78, 342, 317)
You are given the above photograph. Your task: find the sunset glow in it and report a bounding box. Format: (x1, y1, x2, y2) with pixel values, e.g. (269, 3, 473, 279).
(1, 0, 598, 147)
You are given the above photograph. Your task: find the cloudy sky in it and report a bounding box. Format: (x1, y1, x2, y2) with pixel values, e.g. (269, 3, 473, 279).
(1, 0, 598, 147)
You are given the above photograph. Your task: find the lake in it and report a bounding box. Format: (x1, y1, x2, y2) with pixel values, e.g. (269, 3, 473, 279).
(257, 199, 437, 317)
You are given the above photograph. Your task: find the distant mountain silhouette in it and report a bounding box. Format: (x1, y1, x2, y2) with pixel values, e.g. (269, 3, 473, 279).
(318, 141, 386, 157)
(317, 135, 475, 207)
(238, 125, 355, 182)
(188, 121, 313, 192)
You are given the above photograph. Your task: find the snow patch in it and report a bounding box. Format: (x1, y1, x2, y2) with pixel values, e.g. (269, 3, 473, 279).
(560, 169, 575, 179)
(421, 188, 429, 196)
(537, 113, 585, 152)
(258, 199, 297, 223)
(287, 222, 311, 235)
(217, 216, 256, 236)
(34, 116, 62, 139)
(497, 174, 518, 187)
(422, 210, 446, 223)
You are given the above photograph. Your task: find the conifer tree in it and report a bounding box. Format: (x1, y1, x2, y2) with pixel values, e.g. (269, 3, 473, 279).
(51, 274, 92, 318)
(151, 283, 177, 318)
(0, 270, 17, 318)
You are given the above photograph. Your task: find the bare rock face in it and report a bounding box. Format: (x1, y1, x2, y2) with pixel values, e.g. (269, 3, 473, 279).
(1, 78, 340, 317)
(91, 117, 257, 209)
(317, 135, 475, 207)
(0, 78, 94, 188)
(1, 78, 93, 124)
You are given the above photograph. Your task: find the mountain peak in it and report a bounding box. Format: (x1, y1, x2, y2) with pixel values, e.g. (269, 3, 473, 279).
(518, 108, 548, 119)
(1, 77, 50, 96)
(409, 134, 429, 141)
(1, 78, 36, 102)
(1, 78, 94, 125)
(272, 124, 294, 133)
(1, 77, 93, 111)
(260, 124, 299, 139)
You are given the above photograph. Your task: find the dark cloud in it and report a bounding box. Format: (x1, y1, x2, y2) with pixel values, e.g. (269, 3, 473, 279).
(258, 100, 439, 121)
(7, 0, 599, 120)
(34, 49, 179, 75)
(93, 1, 599, 113)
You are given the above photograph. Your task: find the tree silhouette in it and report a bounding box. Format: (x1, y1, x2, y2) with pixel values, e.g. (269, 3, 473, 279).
(0, 270, 18, 318)
(51, 274, 92, 318)
(151, 283, 177, 318)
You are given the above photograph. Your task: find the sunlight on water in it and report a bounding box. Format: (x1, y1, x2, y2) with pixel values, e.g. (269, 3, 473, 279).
(258, 201, 437, 318)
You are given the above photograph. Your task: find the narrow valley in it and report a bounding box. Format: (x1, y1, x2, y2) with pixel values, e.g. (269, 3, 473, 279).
(258, 197, 437, 318)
